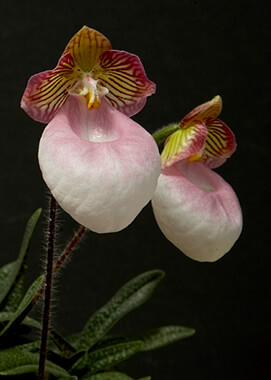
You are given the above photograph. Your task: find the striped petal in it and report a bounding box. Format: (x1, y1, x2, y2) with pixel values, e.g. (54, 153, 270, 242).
(62, 26, 111, 72)
(92, 50, 156, 116)
(180, 95, 222, 127)
(203, 118, 237, 168)
(161, 121, 207, 168)
(21, 53, 83, 123)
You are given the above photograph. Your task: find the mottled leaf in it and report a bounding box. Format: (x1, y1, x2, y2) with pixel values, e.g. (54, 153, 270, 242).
(0, 346, 71, 377)
(82, 374, 150, 380)
(0, 275, 44, 338)
(6, 339, 67, 356)
(71, 341, 143, 374)
(91, 336, 129, 351)
(136, 325, 195, 351)
(3, 273, 28, 312)
(5, 341, 41, 353)
(0, 311, 41, 329)
(0, 209, 42, 307)
(82, 371, 134, 379)
(0, 262, 18, 306)
(71, 270, 164, 351)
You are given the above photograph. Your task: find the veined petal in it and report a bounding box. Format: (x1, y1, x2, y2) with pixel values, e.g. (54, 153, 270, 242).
(92, 50, 156, 116)
(38, 96, 161, 233)
(152, 161, 242, 262)
(203, 118, 237, 168)
(180, 95, 222, 127)
(161, 121, 207, 169)
(21, 53, 82, 123)
(62, 26, 111, 72)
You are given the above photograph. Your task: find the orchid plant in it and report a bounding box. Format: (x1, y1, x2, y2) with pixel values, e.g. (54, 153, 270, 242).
(0, 26, 242, 379)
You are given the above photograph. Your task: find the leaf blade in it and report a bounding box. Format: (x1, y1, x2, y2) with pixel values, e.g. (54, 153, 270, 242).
(136, 325, 196, 351)
(0, 275, 44, 338)
(82, 371, 134, 380)
(71, 270, 164, 352)
(0, 346, 72, 377)
(0, 311, 41, 330)
(0, 208, 42, 307)
(71, 341, 143, 374)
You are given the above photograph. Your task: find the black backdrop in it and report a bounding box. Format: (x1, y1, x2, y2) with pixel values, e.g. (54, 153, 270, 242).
(0, 0, 270, 379)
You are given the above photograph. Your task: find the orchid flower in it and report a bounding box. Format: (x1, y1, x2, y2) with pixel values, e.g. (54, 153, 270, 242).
(21, 26, 160, 233)
(152, 96, 242, 262)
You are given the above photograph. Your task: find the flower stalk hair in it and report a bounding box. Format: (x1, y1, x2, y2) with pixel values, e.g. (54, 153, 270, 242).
(21, 26, 161, 233)
(152, 96, 242, 262)
(37, 195, 57, 380)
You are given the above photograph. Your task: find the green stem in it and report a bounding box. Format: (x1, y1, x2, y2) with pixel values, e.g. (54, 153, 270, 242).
(152, 123, 180, 147)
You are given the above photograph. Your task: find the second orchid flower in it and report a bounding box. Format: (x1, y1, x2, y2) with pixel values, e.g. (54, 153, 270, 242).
(152, 96, 242, 262)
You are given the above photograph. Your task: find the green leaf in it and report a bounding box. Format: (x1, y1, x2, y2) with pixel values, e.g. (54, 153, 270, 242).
(82, 371, 134, 379)
(92, 336, 129, 351)
(5, 341, 41, 353)
(0, 346, 72, 377)
(82, 374, 150, 380)
(3, 273, 28, 312)
(4, 339, 70, 357)
(0, 311, 41, 330)
(0, 208, 42, 308)
(136, 325, 196, 351)
(71, 270, 164, 351)
(0, 275, 44, 338)
(0, 261, 19, 306)
(71, 340, 143, 374)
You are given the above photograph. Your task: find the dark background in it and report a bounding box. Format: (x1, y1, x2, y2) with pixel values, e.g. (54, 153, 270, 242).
(0, 0, 270, 379)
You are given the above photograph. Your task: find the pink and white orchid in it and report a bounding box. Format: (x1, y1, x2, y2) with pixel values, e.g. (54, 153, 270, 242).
(152, 96, 242, 262)
(21, 26, 161, 233)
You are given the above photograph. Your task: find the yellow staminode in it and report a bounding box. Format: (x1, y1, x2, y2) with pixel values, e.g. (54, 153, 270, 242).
(86, 92, 101, 110)
(187, 148, 205, 163)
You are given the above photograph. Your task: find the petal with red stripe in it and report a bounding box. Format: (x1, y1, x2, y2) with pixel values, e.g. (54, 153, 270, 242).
(203, 118, 237, 168)
(181, 95, 222, 127)
(21, 53, 83, 123)
(92, 50, 156, 116)
(62, 26, 111, 72)
(161, 121, 207, 169)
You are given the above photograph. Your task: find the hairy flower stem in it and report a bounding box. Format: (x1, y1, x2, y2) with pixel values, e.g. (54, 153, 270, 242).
(37, 195, 57, 380)
(53, 225, 86, 274)
(32, 226, 87, 308)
